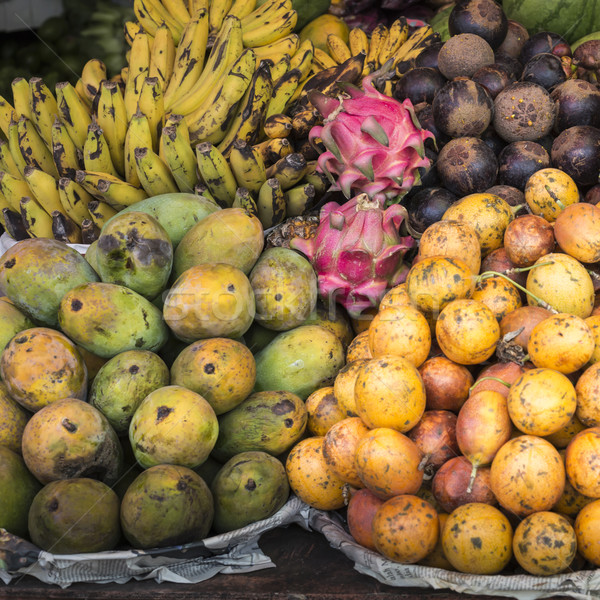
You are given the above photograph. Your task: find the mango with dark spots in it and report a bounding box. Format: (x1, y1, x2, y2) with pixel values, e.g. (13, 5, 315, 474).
(90, 350, 170, 434)
(58, 282, 169, 358)
(211, 451, 289, 533)
(249, 247, 317, 331)
(163, 263, 255, 343)
(84, 240, 100, 274)
(0, 381, 29, 454)
(120, 464, 213, 549)
(0, 327, 87, 412)
(254, 324, 345, 400)
(212, 390, 307, 462)
(302, 302, 354, 350)
(170, 338, 255, 415)
(21, 397, 123, 485)
(115, 192, 220, 249)
(172, 207, 264, 280)
(0, 238, 99, 327)
(95, 211, 173, 301)
(0, 297, 34, 351)
(0, 446, 41, 538)
(129, 385, 218, 469)
(28, 478, 120, 553)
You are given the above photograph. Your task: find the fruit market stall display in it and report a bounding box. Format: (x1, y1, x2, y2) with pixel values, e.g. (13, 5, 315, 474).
(6, 0, 600, 596)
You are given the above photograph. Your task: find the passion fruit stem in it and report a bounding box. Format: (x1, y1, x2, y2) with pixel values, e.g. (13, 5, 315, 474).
(469, 376, 511, 393)
(418, 454, 430, 471)
(587, 269, 600, 282)
(466, 462, 478, 494)
(477, 269, 558, 313)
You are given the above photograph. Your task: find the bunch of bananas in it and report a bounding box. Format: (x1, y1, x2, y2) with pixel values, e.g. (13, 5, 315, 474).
(0, 0, 441, 244)
(314, 19, 440, 96)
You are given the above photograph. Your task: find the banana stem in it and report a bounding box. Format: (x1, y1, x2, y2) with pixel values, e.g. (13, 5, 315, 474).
(477, 268, 558, 313)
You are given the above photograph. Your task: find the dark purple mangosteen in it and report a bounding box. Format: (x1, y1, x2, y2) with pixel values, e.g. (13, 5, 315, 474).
(394, 67, 446, 105)
(448, 0, 508, 49)
(551, 125, 600, 187)
(519, 31, 571, 65)
(498, 141, 550, 190)
(406, 187, 458, 233)
(551, 79, 600, 132)
(521, 53, 566, 90)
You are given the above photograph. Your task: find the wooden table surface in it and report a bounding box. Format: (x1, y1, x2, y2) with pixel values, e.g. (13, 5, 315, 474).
(0, 524, 575, 600)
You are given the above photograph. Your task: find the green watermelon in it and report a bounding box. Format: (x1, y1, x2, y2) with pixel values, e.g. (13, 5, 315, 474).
(502, 0, 600, 44)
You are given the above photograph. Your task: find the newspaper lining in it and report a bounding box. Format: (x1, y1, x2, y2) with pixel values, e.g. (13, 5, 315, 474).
(307, 507, 600, 600)
(0, 496, 310, 588)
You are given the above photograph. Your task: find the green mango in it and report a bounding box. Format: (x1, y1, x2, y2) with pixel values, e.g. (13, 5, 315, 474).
(0, 297, 35, 352)
(249, 247, 317, 331)
(113, 192, 220, 249)
(95, 211, 173, 301)
(212, 390, 307, 462)
(85, 240, 100, 274)
(211, 451, 289, 533)
(0, 238, 99, 327)
(58, 282, 169, 358)
(89, 350, 170, 434)
(254, 324, 345, 399)
(28, 478, 120, 553)
(0, 446, 41, 539)
(120, 464, 214, 549)
(292, 0, 332, 31)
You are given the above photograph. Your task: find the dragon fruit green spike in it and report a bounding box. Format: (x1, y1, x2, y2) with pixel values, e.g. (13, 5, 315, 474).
(308, 75, 434, 204)
(290, 193, 414, 317)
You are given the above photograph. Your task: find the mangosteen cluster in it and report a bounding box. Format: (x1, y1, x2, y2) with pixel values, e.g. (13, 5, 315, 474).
(397, 0, 600, 234)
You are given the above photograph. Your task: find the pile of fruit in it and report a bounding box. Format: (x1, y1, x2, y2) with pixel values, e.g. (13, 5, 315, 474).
(5, 0, 600, 588)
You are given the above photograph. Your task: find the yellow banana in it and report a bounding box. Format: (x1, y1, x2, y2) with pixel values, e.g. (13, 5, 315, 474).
(17, 115, 59, 178)
(163, 9, 209, 109)
(393, 25, 436, 72)
(303, 162, 330, 198)
(253, 136, 293, 165)
(327, 34, 352, 64)
(83, 121, 120, 178)
(242, 8, 297, 48)
(124, 32, 151, 121)
(256, 177, 285, 229)
(240, 0, 289, 31)
(124, 110, 153, 187)
(270, 54, 290, 86)
(55, 81, 92, 151)
(313, 47, 338, 71)
(96, 81, 128, 177)
(285, 181, 315, 216)
(209, 0, 233, 38)
(186, 47, 256, 145)
(28, 77, 59, 148)
(75, 79, 93, 109)
(265, 67, 300, 119)
(193, 182, 218, 205)
(6, 118, 28, 177)
(11, 77, 31, 121)
(124, 20, 144, 46)
(22, 166, 65, 217)
(58, 177, 94, 225)
(167, 14, 243, 117)
(51, 211, 82, 244)
(265, 152, 307, 190)
(134, 0, 183, 43)
(0, 96, 14, 138)
(291, 107, 319, 139)
(121, 66, 129, 84)
(228, 0, 256, 19)
(379, 17, 409, 67)
(0, 139, 23, 179)
(383, 79, 394, 97)
(94, 179, 148, 210)
(137, 76, 164, 152)
(87, 200, 117, 229)
(217, 60, 273, 157)
(0, 193, 12, 229)
(20, 196, 54, 238)
(75, 170, 126, 203)
(263, 113, 292, 139)
(149, 24, 176, 93)
(133, 0, 159, 36)
(195, 141, 237, 207)
(366, 23, 389, 71)
(232, 186, 258, 215)
(289, 39, 314, 82)
(228, 138, 267, 194)
(162, 0, 190, 26)
(0, 171, 32, 211)
(188, 0, 208, 14)
(80, 59, 108, 105)
(160, 117, 198, 192)
(81, 218, 101, 244)
(349, 27, 369, 57)
(252, 34, 299, 63)
(134, 146, 179, 196)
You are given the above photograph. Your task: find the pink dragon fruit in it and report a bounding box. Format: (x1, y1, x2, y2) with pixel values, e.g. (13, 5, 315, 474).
(290, 193, 414, 317)
(308, 75, 434, 205)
